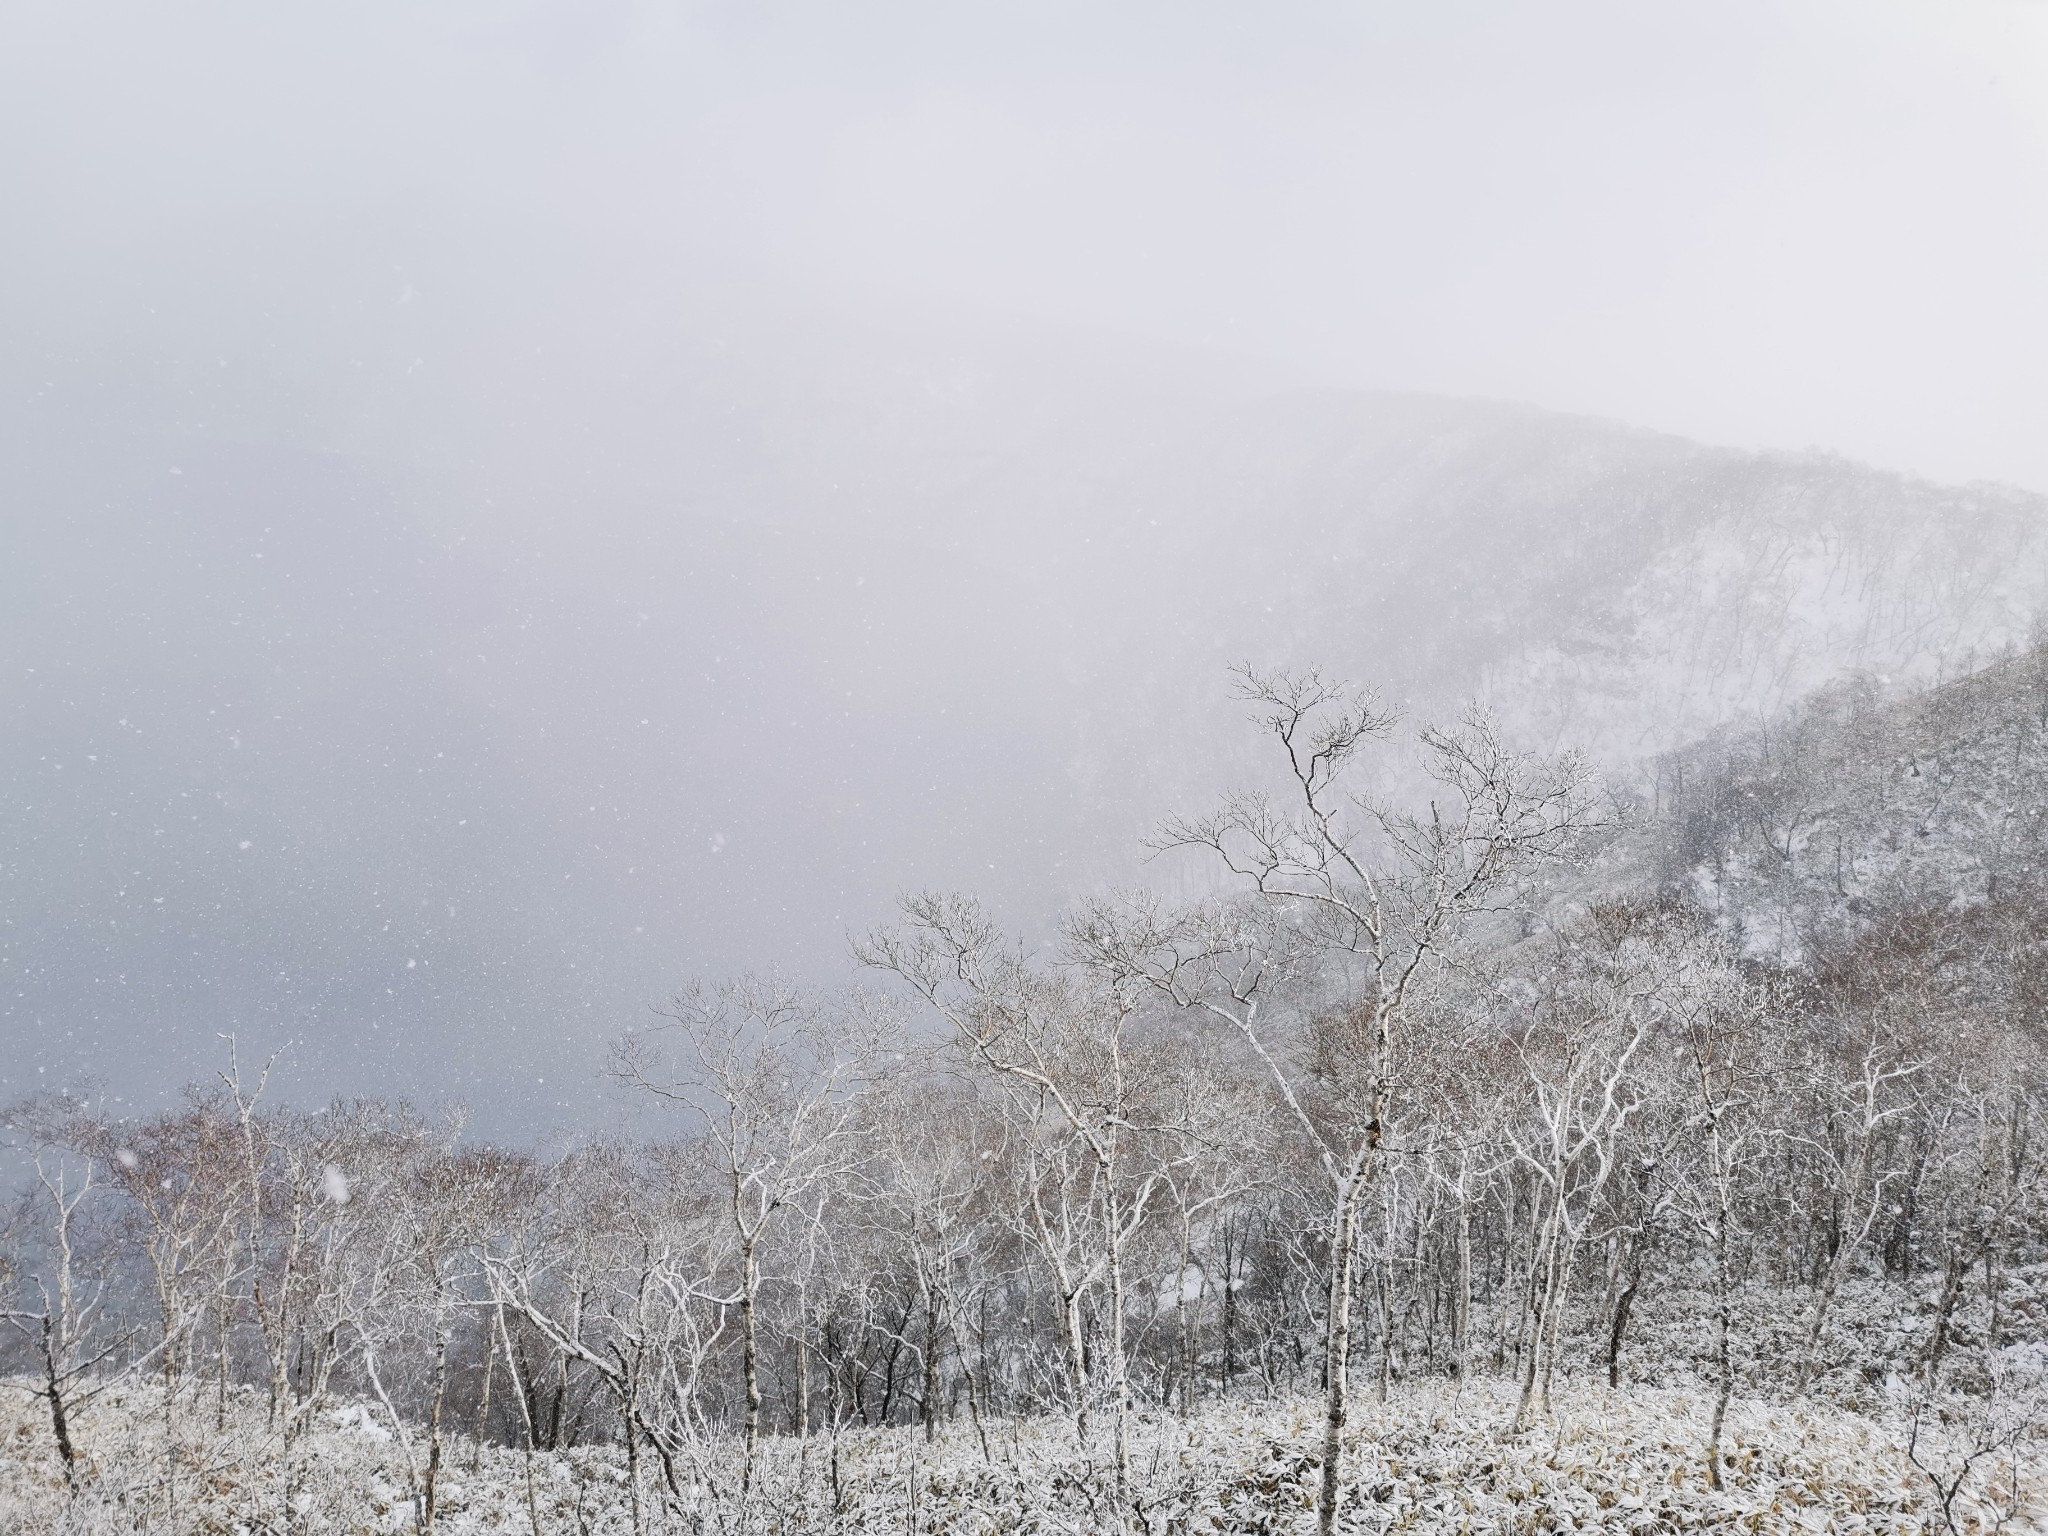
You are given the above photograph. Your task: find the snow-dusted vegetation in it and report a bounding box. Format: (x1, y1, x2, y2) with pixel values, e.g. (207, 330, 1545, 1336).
(3, 1375, 2039, 1534)
(8, 657, 2048, 1533)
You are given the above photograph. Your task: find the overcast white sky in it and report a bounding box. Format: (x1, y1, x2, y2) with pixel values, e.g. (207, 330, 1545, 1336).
(8, 0, 2048, 490)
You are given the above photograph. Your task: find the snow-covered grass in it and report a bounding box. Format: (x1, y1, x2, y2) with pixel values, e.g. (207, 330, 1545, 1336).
(4, 1376, 2042, 1534)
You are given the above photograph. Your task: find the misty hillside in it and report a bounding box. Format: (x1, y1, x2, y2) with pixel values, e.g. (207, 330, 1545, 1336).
(1622, 640, 2048, 966)
(8, 320, 2047, 1123)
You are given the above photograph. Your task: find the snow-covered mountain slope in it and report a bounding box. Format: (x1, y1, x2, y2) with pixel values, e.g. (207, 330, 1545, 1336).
(1475, 455, 2048, 766)
(1595, 642, 2048, 966)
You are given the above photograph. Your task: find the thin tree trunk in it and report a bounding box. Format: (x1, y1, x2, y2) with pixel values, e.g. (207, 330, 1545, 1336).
(39, 1315, 79, 1491)
(1706, 1207, 1734, 1490)
(1922, 1238, 1972, 1390)
(920, 1287, 941, 1441)
(362, 1343, 426, 1536)
(1453, 1192, 1473, 1383)
(1176, 1212, 1196, 1415)
(947, 1311, 995, 1465)
(424, 1311, 449, 1536)
(215, 1286, 232, 1431)
(1537, 1237, 1578, 1417)
(1374, 1257, 1394, 1406)
(493, 1303, 543, 1536)
(164, 1347, 179, 1533)
(1061, 1284, 1092, 1448)
(1222, 1218, 1239, 1394)
(622, 1377, 643, 1536)
(1607, 1250, 1642, 1390)
(741, 1237, 762, 1491)
(1799, 1141, 1872, 1389)
(1512, 1200, 1562, 1432)
(1702, 1119, 1740, 1494)
(473, 1312, 497, 1473)
(796, 1327, 812, 1439)
(1107, 1218, 1133, 1516)
(1317, 1169, 1368, 1536)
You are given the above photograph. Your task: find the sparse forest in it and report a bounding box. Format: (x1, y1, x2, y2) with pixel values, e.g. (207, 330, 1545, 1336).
(6, 661, 2048, 1533)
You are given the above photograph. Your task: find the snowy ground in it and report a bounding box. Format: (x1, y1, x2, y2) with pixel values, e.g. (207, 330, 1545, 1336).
(4, 1377, 2043, 1535)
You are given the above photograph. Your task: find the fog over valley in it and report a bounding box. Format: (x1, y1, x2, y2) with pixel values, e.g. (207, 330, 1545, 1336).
(17, 297, 2048, 1125)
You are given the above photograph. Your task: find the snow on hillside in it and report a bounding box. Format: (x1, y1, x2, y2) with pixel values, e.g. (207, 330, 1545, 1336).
(1609, 641, 2048, 963)
(1481, 460, 2048, 768)
(3, 1376, 2039, 1534)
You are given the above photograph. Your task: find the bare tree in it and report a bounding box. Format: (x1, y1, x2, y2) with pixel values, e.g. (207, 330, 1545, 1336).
(1071, 666, 1591, 1536)
(614, 976, 879, 1495)
(1501, 962, 1651, 1431)
(1664, 936, 1770, 1491)
(0, 1148, 135, 1493)
(860, 895, 1181, 1519)
(1789, 1022, 1926, 1392)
